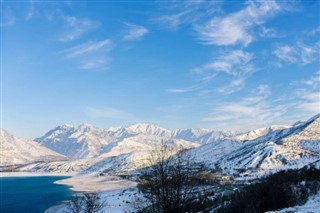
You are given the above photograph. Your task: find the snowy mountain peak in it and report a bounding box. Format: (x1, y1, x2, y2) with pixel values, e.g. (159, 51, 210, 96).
(58, 124, 74, 129)
(78, 123, 96, 129)
(126, 123, 171, 136)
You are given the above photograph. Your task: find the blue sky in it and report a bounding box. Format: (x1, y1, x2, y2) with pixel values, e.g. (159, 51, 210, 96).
(1, 0, 320, 139)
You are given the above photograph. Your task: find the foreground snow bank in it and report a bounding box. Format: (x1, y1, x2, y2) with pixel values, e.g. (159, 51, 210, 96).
(265, 191, 320, 213)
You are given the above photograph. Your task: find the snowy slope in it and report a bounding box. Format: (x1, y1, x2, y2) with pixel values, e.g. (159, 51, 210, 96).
(0, 129, 67, 166)
(218, 114, 320, 174)
(234, 125, 290, 141)
(35, 124, 124, 159)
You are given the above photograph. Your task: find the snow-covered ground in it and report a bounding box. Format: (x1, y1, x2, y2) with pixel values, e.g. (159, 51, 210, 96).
(45, 187, 140, 213)
(46, 173, 139, 213)
(265, 191, 320, 213)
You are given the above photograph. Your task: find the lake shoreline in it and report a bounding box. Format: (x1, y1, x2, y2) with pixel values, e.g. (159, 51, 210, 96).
(0, 172, 137, 193)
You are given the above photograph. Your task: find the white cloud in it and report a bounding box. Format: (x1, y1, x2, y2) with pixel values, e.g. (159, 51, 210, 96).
(169, 50, 255, 95)
(216, 77, 245, 94)
(61, 39, 112, 70)
(258, 26, 279, 38)
(123, 23, 149, 41)
(157, 11, 190, 30)
(195, 50, 253, 75)
(295, 90, 320, 114)
(274, 45, 297, 63)
(156, 1, 220, 30)
(202, 85, 291, 131)
(289, 73, 320, 118)
(62, 39, 111, 58)
(195, 0, 280, 46)
(242, 84, 270, 104)
(59, 16, 98, 42)
(298, 42, 318, 64)
(192, 50, 255, 94)
(301, 72, 320, 89)
(274, 42, 319, 65)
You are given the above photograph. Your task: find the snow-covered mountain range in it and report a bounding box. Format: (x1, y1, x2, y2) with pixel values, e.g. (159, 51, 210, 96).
(1, 114, 319, 176)
(34, 123, 234, 159)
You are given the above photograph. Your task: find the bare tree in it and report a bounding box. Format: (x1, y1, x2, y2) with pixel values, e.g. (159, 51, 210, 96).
(65, 193, 107, 213)
(83, 193, 107, 213)
(66, 194, 85, 213)
(137, 141, 210, 213)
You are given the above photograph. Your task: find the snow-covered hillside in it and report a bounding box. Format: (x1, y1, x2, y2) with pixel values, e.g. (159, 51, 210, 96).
(0, 129, 67, 166)
(217, 114, 320, 175)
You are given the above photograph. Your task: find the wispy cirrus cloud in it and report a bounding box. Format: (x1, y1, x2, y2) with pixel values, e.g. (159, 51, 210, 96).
(167, 50, 256, 94)
(274, 45, 297, 63)
(156, 0, 220, 30)
(167, 82, 207, 93)
(292, 73, 320, 114)
(258, 26, 279, 38)
(295, 91, 320, 113)
(61, 39, 112, 70)
(194, 50, 255, 94)
(308, 27, 320, 36)
(195, 0, 280, 46)
(59, 16, 98, 42)
(1, 7, 15, 27)
(202, 85, 290, 131)
(123, 23, 149, 41)
(157, 11, 189, 30)
(300, 72, 320, 89)
(62, 39, 111, 58)
(25, 0, 35, 20)
(194, 50, 253, 75)
(274, 42, 320, 65)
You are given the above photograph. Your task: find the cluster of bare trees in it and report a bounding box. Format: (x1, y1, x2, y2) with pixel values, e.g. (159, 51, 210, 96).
(65, 193, 107, 213)
(135, 142, 212, 213)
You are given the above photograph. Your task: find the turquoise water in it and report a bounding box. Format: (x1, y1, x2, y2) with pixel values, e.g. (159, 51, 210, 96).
(0, 176, 72, 213)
